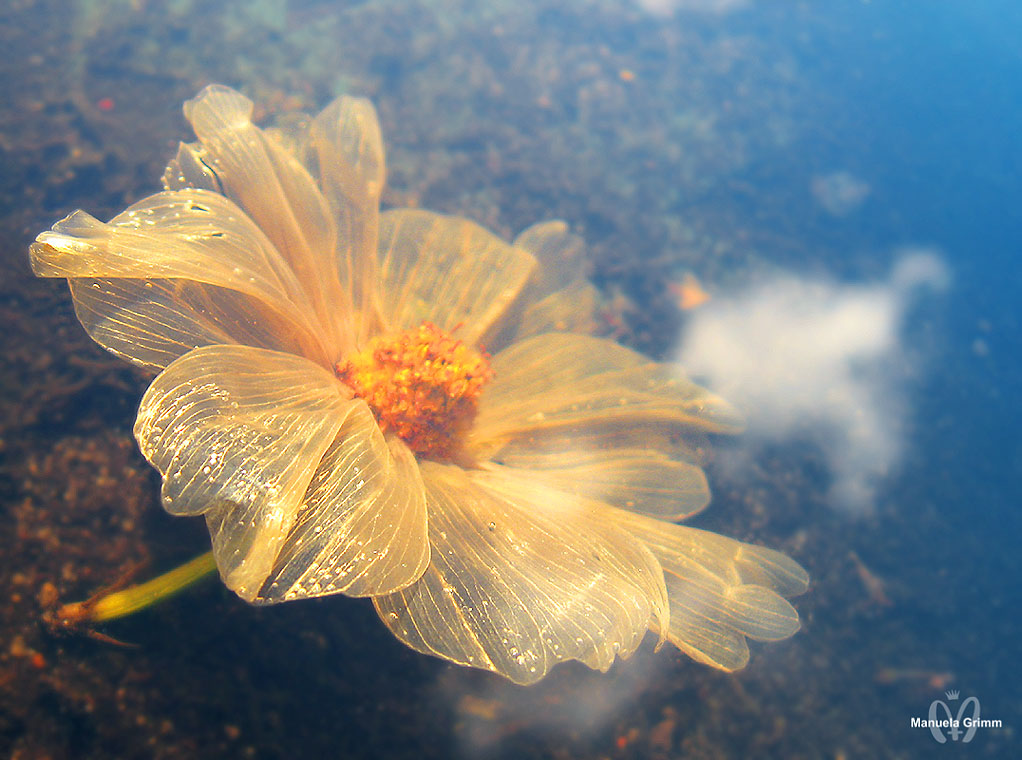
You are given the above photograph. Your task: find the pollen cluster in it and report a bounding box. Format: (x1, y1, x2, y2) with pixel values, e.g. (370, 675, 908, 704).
(336, 322, 494, 460)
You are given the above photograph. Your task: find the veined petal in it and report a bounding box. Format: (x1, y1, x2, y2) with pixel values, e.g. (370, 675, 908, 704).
(246, 96, 385, 343)
(469, 333, 744, 458)
(660, 570, 800, 670)
(613, 511, 807, 670)
(376, 209, 537, 346)
(163, 141, 222, 193)
(181, 85, 351, 352)
(373, 462, 665, 685)
(134, 345, 352, 600)
(662, 576, 752, 671)
(254, 408, 429, 601)
(622, 518, 810, 599)
(512, 220, 589, 299)
(306, 96, 386, 340)
(512, 278, 600, 343)
(484, 426, 707, 466)
(32, 190, 300, 293)
(31, 190, 328, 369)
(487, 222, 596, 352)
(493, 446, 711, 521)
(69, 278, 331, 370)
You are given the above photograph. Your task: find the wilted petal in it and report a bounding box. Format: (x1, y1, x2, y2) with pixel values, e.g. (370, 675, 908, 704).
(615, 512, 807, 670)
(255, 408, 429, 601)
(134, 345, 353, 600)
(181, 85, 351, 351)
(376, 209, 536, 346)
(374, 462, 666, 685)
(31, 190, 328, 369)
(470, 333, 744, 459)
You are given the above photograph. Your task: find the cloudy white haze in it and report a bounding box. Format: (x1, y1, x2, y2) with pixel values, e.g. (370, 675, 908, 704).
(676, 250, 949, 514)
(634, 0, 750, 17)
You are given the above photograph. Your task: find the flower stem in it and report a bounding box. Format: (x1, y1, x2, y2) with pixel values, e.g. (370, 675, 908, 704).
(51, 551, 219, 637)
(89, 551, 218, 622)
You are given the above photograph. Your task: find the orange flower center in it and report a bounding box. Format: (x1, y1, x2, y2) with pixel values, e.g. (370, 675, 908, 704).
(336, 322, 494, 461)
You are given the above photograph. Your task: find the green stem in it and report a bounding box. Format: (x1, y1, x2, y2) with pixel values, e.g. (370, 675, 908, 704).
(89, 551, 218, 622)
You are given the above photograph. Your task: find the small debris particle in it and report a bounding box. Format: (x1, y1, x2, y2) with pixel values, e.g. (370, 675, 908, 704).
(9, 635, 28, 657)
(37, 581, 59, 607)
(650, 715, 676, 750)
(457, 694, 501, 721)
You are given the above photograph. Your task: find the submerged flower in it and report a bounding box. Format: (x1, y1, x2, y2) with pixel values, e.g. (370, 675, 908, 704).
(31, 85, 807, 684)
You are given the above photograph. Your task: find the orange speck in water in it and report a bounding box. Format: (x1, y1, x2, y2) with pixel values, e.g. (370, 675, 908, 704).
(457, 694, 501, 721)
(96, 97, 115, 111)
(337, 322, 493, 461)
(668, 272, 711, 311)
(618, 68, 636, 82)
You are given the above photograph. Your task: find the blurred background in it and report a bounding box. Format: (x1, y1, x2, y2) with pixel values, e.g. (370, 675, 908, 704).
(0, 0, 1018, 757)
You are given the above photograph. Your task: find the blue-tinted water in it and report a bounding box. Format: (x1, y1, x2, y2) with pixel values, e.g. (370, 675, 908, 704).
(1, 1, 1018, 757)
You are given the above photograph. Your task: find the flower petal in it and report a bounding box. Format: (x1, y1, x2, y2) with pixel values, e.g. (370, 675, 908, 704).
(662, 578, 752, 671)
(615, 512, 807, 670)
(512, 278, 600, 343)
(134, 345, 352, 600)
(163, 141, 221, 193)
(254, 411, 429, 601)
(31, 190, 328, 369)
(631, 521, 810, 599)
(376, 209, 536, 346)
(486, 221, 597, 351)
(373, 462, 666, 685)
(491, 446, 711, 521)
(470, 333, 745, 459)
(512, 220, 589, 299)
(179, 85, 350, 352)
(305, 96, 386, 337)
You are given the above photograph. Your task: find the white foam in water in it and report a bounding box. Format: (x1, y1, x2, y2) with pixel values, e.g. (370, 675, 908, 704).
(439, 645, 660, 754)
(675, 249, 949, 514)
(634, 0, 750, 17)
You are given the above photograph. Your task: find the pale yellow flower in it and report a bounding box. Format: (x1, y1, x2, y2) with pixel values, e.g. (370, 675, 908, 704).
(31, 85, 807, 684)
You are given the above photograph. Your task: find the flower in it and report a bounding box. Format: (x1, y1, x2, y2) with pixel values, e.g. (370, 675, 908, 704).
(31, 85, 807, 684)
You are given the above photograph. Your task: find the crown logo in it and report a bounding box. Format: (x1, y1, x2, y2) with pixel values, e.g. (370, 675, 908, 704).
(945, 690, 960, 701)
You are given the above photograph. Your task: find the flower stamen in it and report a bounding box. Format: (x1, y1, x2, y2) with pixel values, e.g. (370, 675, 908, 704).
(336, 322, 493, 461)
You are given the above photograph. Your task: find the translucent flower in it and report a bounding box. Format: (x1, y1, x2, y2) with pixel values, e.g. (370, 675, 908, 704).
(31, 85, 807, 684)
